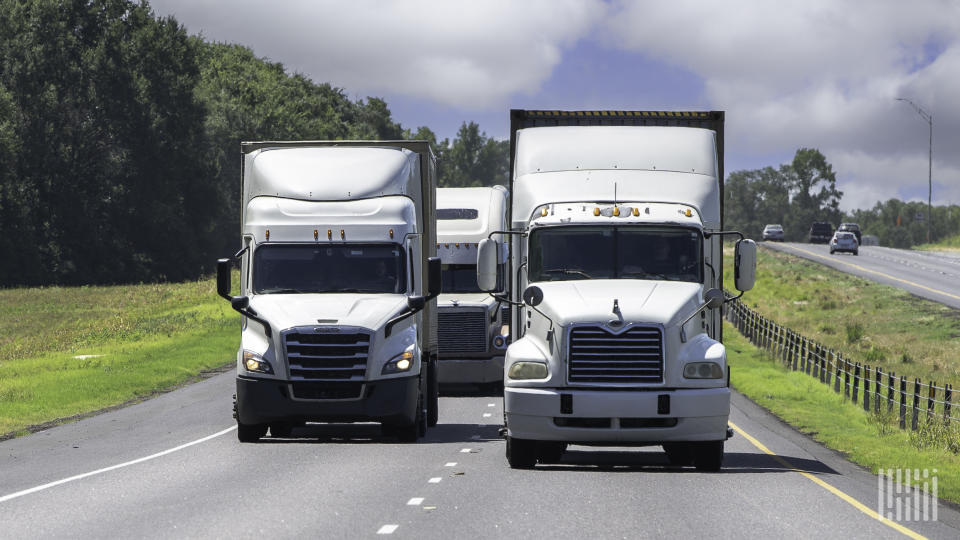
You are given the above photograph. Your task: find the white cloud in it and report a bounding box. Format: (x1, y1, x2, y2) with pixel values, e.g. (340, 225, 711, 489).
(151, 0, 606, 109)
(604, 0, 960, 212)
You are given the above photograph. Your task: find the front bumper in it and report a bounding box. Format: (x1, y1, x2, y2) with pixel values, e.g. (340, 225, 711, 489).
(504, 386, 730, 443)
(438, 355, 504, 384)
(235, 375, 419, 425)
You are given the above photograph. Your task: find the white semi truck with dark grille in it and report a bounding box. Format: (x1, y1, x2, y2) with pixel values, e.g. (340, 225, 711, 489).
(477, 110, 756, 469)
(217, 141, 441, 443)
(435, 186, 509, 388)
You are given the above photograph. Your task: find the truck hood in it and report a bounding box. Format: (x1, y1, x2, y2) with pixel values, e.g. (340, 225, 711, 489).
(438, 292, 495, 307)
(248, 293, 409, 332)
(533, 280, 702, 327)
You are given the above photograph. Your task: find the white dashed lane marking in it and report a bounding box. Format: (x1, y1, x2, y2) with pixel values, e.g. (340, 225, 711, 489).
(377, 524, 399, 535)
(428, 477, 442, 484)
(482, 413, 492, 418)
(445, 462, 457, 467)
(407, 497, 424, 506)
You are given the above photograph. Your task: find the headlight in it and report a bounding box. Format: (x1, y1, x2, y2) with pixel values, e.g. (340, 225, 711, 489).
(243, 350, 274, 374)
(683, 362, 723, 379)
(508, 361, 548, 380)
(382, 350, 414, 375)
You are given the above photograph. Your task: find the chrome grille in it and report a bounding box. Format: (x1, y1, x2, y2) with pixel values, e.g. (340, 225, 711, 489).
(284, 329, 370, 381)
(568, 325, 664, 384)
(438, 309, 487, 354)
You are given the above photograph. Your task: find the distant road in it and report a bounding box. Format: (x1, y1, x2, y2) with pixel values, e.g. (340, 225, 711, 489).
(763, 242, 960, 310)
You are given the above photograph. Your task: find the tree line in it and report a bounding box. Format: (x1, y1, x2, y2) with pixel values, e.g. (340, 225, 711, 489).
(724, 148, 960, 248)
(0, 0, 508, 286)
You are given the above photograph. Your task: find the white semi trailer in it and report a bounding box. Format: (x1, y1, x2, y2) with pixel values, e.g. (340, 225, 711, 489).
(478, 110, 756, 469)
(217, 141, 441, 443)
(435, 186, 509, 387)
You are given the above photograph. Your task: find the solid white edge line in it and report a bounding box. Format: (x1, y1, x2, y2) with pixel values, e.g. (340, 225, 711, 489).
(0, 425, 237, 504)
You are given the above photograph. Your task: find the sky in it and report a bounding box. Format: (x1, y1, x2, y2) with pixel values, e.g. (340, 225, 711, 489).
(149, 0, 960, 212)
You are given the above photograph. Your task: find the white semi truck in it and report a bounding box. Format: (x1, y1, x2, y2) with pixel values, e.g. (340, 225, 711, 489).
(217, 141, 441, 443)
(435, 186, 510, 387)
(478, 110, 756, 470)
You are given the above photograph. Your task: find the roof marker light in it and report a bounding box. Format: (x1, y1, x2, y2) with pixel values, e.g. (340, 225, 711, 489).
(389, 229, 394, 239)
(613, 207, 620, 217)
(593, 208, 600, 216)
(314, 229, 318, 240)
(632, 208, 639, 216)
(327, 229, 332, 240)
(340, 229, 345, 240)
(685, 209, 693, 217)
(541, 207, 548, 217)
(455, 243, 460, 248)
(265, 229, 270, 241)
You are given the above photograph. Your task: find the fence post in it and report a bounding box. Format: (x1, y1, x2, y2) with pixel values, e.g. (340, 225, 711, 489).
(834, 358, 841, 393)
(928, 382, 936, 420)
(874, 368, 882, 414)
(946, 384, 953, 427)
(819, 345, 827, 383)
(825, 348, 833, 386)
(844, 359, 851, 399)
(912, 378, 921, 431)
(863, 365, 871, 412)
(887, 371, 895, 413)
(899, 376, 907, 430)
(791, 332, 798, 371)
(852, 363, 860, 404)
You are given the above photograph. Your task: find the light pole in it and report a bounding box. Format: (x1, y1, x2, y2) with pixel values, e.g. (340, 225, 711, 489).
(896, 97, 933, 243)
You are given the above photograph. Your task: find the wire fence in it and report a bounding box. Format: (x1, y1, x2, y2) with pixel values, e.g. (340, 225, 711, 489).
(724, 296, 958, 428)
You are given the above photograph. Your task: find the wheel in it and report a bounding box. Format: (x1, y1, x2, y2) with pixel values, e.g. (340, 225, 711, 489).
(853, 250, 859, 256)
(270, 422, 293, 438)
(663, 443, 696, 466)
(829, 249, 834, 254)
(693, 441, 724, 471)
(536, 442, 567, 464)
(427, 356, 439, 427)
(395, 392, 426, 443)
(506, 437, 538, 469)
(237, 422, 267, 443)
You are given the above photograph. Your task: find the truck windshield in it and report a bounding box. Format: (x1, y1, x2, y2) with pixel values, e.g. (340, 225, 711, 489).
(528, 226, 702, 283)
(253, 244, 406, 294)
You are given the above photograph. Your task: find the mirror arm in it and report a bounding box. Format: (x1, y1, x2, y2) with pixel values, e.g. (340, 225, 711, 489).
(703, 230, 745, 241)
(385, 305, 421, 338)
(231, 304, 272, 338)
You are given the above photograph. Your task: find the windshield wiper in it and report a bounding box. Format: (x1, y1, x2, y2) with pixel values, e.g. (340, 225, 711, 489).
(543, 268, 593, 279)
(620, 271, 671, 280)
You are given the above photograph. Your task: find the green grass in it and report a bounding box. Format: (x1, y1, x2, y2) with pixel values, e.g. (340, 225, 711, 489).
(0, 276, 238, 437)
(915, 233, 960, 252)
(726, 321, 960, 503)
(730, 245, 960, 390)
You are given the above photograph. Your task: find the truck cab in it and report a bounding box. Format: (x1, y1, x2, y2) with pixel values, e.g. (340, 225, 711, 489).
(217, 141, 441, 443)
(478, 111, 756, 470)
(435, 186, 510, 388)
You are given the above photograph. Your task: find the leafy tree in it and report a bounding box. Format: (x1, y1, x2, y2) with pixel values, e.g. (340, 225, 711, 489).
(440, 122, 508, 187)
(780, 148, 843, 240)
(725, 166, 790, 238)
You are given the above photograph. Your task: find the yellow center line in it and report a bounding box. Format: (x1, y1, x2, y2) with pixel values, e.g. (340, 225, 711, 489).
(777, 244, 960, 302)
(729, 422, 927, 540)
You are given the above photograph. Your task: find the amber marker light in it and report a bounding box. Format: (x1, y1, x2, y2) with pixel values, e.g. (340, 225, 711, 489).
(327, 229, 332, 240)
(389, 228, 394, 239)
(593, 208, 600, 216)
(632, 208, 639, 216)
(265, 229, 270, 241)
(314, 229, 318, 240)
(613, 207, 620, 217)
(340, 229, 345, 239)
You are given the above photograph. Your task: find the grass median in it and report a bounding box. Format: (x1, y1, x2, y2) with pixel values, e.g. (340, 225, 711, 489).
(0, 277, 238, 438)
(726, 321, 960, 503)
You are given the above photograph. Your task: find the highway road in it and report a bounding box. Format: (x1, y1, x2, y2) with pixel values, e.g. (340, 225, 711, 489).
(763, 242, 960, 310)
(2, 371, 959, 539)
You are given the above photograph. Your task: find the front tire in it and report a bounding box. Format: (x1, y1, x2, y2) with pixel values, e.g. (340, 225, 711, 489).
(237, 422, 267, 443)
(693, 441, 724, 471)
(506, 437, 538, 469)
(395, 392, 426, 443)
(536, 442, 567, 464)
(663, 443, 696, 466)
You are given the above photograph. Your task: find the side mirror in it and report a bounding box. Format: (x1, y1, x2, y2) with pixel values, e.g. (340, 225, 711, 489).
(477, 239, 499, 292)
(231, 295, 250, 311)
(734, 239, 757, 292)
(408, 296, 426, 311)
(704, 288, 725, 309)
(217, 258, 232, 300)
(426, 257, 442, 299)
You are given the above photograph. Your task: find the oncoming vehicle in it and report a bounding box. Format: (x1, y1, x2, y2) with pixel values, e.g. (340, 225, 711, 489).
(479, 110, 757, 471)
(830, 231, 859, 255)
(217, 141, 441, 443)
(838, 222, 862, 244)
(436, 186, 510, 388)
(762, 224, 784, 242)
(808, 222, 833, 244)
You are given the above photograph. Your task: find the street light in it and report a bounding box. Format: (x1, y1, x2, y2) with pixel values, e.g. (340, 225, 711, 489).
(896, 97, 933, 243)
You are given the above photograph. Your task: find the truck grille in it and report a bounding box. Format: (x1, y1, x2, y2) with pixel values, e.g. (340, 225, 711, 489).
(284, 329, 370, 381)
(568, 325, 664, 384)
(438, 309, 487, 354)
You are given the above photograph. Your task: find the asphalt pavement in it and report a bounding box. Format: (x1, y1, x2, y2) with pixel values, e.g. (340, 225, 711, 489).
(2, 370, 958, 539)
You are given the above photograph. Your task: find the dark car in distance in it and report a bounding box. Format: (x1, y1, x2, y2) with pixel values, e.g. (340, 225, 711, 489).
(762, 224, 785, 241)
(808, 222, 833, 244)
(838, 222, 862, 244)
